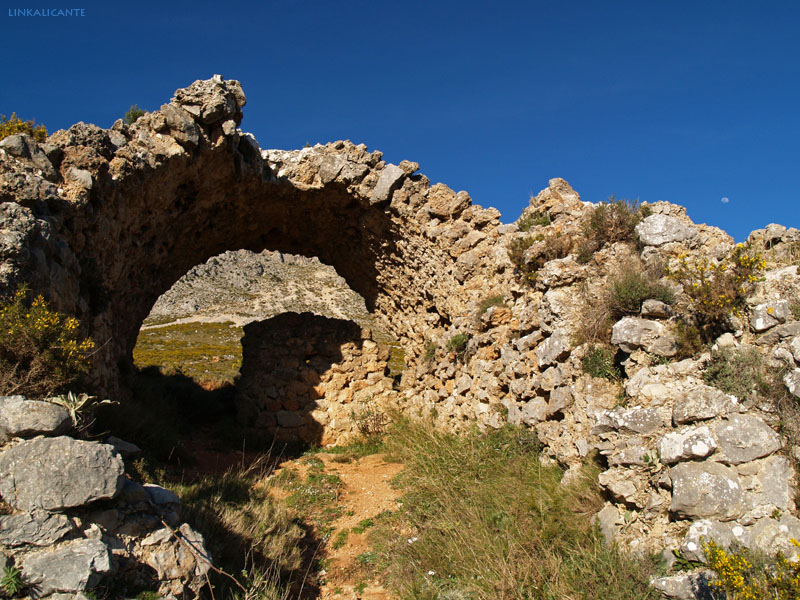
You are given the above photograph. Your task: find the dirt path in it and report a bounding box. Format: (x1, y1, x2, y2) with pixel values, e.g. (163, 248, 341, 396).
(277, 453, 403, 600)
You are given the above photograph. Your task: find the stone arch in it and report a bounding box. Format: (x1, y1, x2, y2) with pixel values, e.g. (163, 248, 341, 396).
(0, 75, 508, 397)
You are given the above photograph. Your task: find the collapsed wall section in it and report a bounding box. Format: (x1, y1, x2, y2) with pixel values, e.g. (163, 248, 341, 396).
(235, 312, 399, 446)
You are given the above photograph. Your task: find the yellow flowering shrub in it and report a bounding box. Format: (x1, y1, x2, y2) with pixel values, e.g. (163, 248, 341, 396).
(0, 113, 47, 142)
(0, 286, 94, 398)
(703, 539, 800, 600)
(665, 244, 765, 340)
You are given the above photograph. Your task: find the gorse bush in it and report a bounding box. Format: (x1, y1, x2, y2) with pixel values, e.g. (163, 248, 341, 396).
(0, 113, 47, 142)
(0, 286, 95, 398)
(666, 243, 765, 339)
(703, 539, 800, 600)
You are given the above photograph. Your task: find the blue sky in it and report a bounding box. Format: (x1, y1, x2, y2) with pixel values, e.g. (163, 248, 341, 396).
(2, 1, 798, 241)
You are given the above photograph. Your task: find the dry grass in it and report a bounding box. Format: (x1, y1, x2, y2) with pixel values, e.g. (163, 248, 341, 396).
(366, 419, 659, 600)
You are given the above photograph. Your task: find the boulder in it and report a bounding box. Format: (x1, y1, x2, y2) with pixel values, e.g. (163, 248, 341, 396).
(714, 415, 781, 465)
(21, 539, 111, 595)
(635, 214, 698, 246)
(611, 317, 677, 357)
(670, 462, 744, 520)
(0, 437, 125, 511)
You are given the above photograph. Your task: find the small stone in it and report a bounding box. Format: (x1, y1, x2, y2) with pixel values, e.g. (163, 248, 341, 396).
(658, 425, 717, 465)
(641, 299, 672, 319)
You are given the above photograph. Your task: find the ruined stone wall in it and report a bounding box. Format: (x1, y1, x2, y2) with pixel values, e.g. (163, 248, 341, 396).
(235, 312, 399, 446)
(0, 75, 510, 398)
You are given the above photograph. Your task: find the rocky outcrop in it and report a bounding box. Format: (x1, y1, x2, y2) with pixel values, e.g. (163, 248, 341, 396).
(0, 397, 210, 598)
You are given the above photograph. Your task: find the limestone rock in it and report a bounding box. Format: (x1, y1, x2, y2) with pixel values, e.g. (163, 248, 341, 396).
(749, 515, 800, 561)
(0, 437, 124, 511)
(21, 539, 111, 595)
(790, 336, 800, 364)
(0, 511, 73, 546)
(635, 214, 698, 246)
(670, 462, 744, 520)
(658, 426, 717, 465)
(611, 316, 677, 357)
(0, 396, 71, 439)
(640, 299, 672, 318)
(672, 385, 738, 425)
(679, 519, 739, 562)
(785, 368, 800, 399)
(535, 330, 571, 368)
(714, 414, 781, 465)
(144, 484, 181, 507)
(593, 504, 619, 545)
(171, 74, 245, 125)
(370, 163, 405, 205)
(592, 406, 668, 435)
(650, 572, 715, 600)
(138, 523, 211, 597)
(751, 300, 791, 332)
(745, 455, 795, 513)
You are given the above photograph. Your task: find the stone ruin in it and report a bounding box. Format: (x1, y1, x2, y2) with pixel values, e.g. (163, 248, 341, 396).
(235, 312, 397, 446)
(1, 74, 800, 598)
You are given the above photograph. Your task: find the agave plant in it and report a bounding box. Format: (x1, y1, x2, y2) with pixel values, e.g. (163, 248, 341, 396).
(48, 391, 117, 432)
